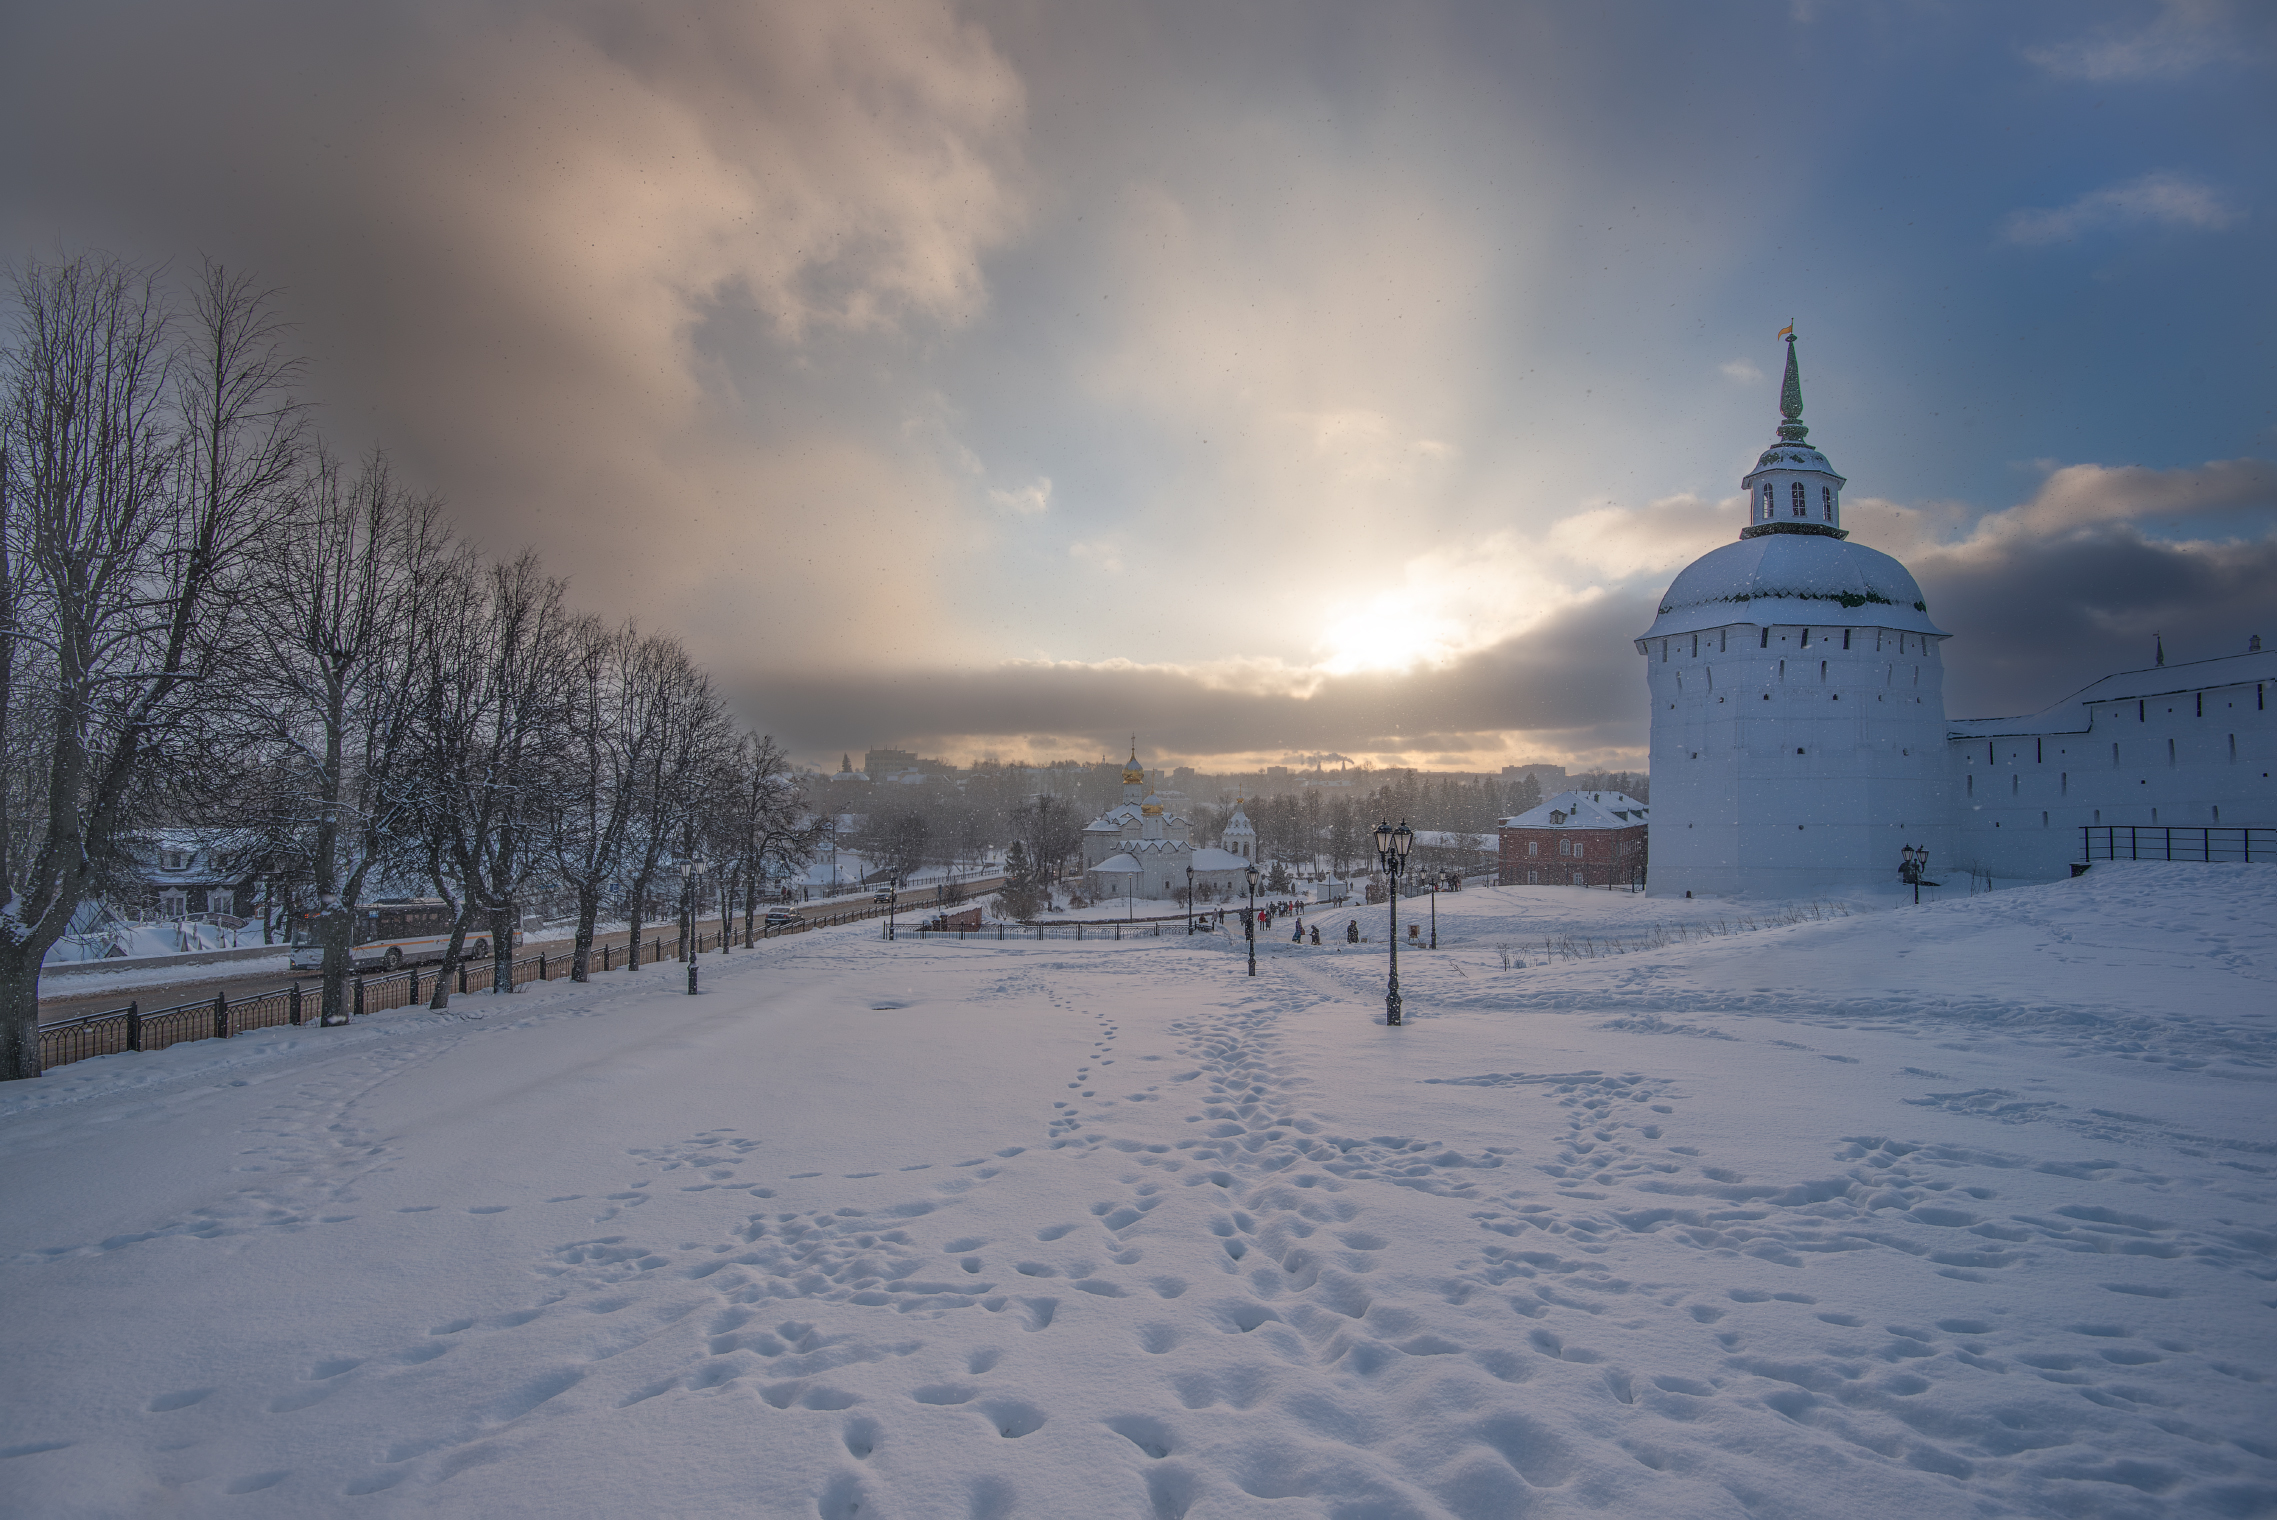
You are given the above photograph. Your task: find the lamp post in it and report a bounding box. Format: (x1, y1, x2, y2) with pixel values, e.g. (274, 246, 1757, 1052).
(678, 859, 710, 961)
(1244, 862, 1260, 977)
(1186, 864, 1195, 934)
(678, 859, 708, 993)
(1899, 844, 1934, 905)
(884, 878, 900, 941)
(1373, 820, 1413, 1025)
(1429, 874, 1438, 950)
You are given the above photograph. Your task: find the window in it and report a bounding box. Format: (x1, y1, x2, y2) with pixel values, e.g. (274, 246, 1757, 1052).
(1821, 485, 1833, 519)
(2231, 735, 2238, 762)
(1801, 627, 1810, 647)
(1791, 481, 1806, 515)
(1572, 871, 1585, 886)
(1527, 840, 1538, 857)
(209, 889, 234, 917)
(2168, 737, 2176, 767)
(1821, 660, 1828, 681)
(1527, 870, 1539, 884)
(160, 850, 189, 872)
(1967, 775, 1974, 797)
(1691, 634, 1699, 657)
(1842, 629, 1850, 650)
(2113, 742, 2120, 767)
(159, 891, 189, 918)
(2011, 774, 2018, 796)
(1760, 627, 1769, 649)
(2061, 772, 2068, 795)
(1763, 484, 1775, 516)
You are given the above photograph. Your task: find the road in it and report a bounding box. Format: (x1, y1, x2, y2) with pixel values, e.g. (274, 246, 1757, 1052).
(37, 881, 997, 1028)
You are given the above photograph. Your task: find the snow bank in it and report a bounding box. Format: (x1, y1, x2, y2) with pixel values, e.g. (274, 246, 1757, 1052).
(1, 865, 2271, 1517)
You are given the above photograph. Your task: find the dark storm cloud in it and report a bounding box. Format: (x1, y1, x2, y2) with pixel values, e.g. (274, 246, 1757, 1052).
(1923, 528, 2277, 720)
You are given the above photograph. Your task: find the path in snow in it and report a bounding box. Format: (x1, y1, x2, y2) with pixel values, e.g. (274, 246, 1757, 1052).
(1, 864, 2272, 1517)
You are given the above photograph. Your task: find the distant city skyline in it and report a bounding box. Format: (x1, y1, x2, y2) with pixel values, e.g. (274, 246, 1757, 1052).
(6, 0, 2269, 772)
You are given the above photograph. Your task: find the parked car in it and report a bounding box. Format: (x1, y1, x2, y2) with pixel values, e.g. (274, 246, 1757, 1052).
(763, 908, 800, 929)
(872, 887, 896, 903)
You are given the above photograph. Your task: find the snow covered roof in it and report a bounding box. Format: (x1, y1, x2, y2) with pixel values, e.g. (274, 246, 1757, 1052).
(1092, 853, 1143, 874)
(1741, 441, 1843, 482)
(1948, 648, 2277, 739)
(1189, 847, 1252, 871)
(1500, 790, 1649, 829)
(1639, 532, 1944, 642)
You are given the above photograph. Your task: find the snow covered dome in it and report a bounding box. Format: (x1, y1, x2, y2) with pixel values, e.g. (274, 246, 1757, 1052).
(1641, 530, 1943, 640)
(1641, 332, 1943, 641)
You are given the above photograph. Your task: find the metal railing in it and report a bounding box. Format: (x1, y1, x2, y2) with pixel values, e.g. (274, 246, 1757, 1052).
(34, 895, 929, 1074)
(2078, 825, 2272, 864)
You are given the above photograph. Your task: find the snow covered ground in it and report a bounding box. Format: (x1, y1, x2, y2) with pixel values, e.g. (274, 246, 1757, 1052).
(2, 863, 2272, 1518)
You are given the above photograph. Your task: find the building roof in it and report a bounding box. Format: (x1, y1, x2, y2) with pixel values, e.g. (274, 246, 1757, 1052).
(1639, 532, 1944, 642)
(1948, 647, 2276, 739)
(1189, 847, 1253, 871)
(1092, 853, 1143, 874)
(1500, 790, 1649, 829)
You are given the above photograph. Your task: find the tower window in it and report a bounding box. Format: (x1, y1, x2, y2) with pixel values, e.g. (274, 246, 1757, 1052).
(1822, 486, 1833, 519)
(1760, 627, 1769, 648)
(1842, 629, 1850, 650)
(1691, 634, 1698, 657)
(1791, 481, 1806, 515)
(1762, 484, 1774, 517)
(1821, 660, 1827, 681)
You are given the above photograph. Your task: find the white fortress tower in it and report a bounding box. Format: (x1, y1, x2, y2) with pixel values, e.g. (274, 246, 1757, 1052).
(1637, 336, 1952, 898)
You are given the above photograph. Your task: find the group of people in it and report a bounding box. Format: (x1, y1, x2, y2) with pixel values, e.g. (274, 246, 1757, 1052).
(1190, 900, 1364, 947)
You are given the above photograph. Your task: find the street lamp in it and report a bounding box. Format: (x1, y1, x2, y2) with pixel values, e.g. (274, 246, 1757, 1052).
(678, 858, 709, 993)
(884, 877, 900, 941)
(678, 859, 710, 958)
(1244, 862, 1260, 977)
(1373, 820, 1413, 1025)
(1429, 873, 1438, 950)
(1186, 863, 1195, 935)
(1899, 844, 1935, 905)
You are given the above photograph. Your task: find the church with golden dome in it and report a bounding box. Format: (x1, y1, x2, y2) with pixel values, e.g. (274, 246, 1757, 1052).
(1079, 744, 1260, 902)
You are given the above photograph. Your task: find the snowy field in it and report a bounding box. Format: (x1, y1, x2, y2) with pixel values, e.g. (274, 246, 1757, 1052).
(2, 863, 2273, 1518)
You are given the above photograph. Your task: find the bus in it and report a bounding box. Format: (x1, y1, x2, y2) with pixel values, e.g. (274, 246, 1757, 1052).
(288, 900, 497, 973)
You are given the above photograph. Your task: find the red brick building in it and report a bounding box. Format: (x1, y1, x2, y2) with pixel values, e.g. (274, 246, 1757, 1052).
(1498, 790, 1649, 888)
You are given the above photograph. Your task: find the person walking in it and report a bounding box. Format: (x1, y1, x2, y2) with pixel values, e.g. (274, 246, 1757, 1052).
(1345, 919, 1360, 944)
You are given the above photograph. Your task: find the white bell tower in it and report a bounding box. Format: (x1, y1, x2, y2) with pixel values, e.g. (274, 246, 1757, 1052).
(1636, 334, 1952, 899)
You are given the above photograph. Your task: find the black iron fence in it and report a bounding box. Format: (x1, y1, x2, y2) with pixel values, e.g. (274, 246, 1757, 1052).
(2078, 825, 2273, 864)
(35, 892, 936, 1074)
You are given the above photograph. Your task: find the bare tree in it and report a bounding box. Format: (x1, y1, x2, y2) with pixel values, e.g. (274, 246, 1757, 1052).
(0, 254, 292, 1080)
(616, 641, 729, 974)
(545, 618, 668, 980)
(246, 448, 442, 1024)
(714, 731, 824, 941)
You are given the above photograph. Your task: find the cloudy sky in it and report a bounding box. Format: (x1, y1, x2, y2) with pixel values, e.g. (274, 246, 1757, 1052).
(6, 0, 2270, 771)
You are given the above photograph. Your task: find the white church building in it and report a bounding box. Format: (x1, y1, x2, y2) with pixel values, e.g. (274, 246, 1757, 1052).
(1080, 748, 1260, 902)
(1636, 335, 2271, 899)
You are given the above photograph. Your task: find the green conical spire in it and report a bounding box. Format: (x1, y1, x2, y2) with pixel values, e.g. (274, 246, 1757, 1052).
(1777, 334, 1808, 442)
